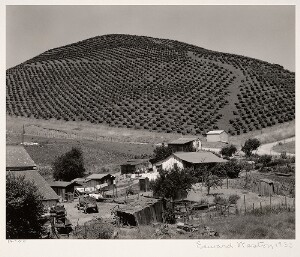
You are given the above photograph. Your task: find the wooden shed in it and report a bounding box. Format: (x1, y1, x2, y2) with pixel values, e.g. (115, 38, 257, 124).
(168, 137, 201, 152)
(256, 179, 275, 196)
(50, 181, 82, 201)
(84, 173, 115, 188)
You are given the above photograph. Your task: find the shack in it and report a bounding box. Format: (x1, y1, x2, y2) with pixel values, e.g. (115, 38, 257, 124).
(84, 173, 115, 188)
(168, 137, 201, 152)
(121, 159, 151, 175)
(50, 181, 82, 201)
(116, 197, 164, 226)
(256, 178, 275, 196)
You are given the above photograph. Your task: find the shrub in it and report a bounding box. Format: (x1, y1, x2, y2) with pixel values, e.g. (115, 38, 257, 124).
(228, 194, 240, 204)
(258, 155, 272, 167)
(220, 144, 237, 157)
(213, 195, 228, 205)
(74, 219, 114, 239)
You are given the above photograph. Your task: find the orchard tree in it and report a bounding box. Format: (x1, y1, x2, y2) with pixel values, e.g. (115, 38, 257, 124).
(220, 144, 237, 157)
(6, 173, 45, 239)
(53, 147, 86, 181)
(151, 166, 197, 200)
(242, 138, 261, 157)
(205, 173, 223, 195)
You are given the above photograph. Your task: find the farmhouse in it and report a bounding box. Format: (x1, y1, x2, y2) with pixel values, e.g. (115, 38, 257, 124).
(206, 130, 229, 143)
(153, 151, 227, 172)
(84, 173, 115, 188)
(6, 145, 37, 171)
(50, 181, 82, 201)
(121, 159, 151, 175)
(6, 145, 59, 207)
(168, 137, 201, 152)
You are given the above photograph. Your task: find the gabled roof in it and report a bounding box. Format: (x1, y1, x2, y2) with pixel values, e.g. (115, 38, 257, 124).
(86, 173, 115, 180)
(173, 151, 227, 164)
(168, 138, 198, 145)
(49, 181, 81, 188)
(8, 170, 59, 201)
(6, 145, 36, 170)
(206, 130, 226, 135)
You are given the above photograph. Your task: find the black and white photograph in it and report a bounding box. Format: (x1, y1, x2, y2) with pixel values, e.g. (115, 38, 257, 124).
(2, 1, 298, 256)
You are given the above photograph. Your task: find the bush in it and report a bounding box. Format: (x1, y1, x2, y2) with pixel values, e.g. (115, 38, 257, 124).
(220, 144, 237, 157)
(74, 219, 114, 239)
(53, 147, 86, 181)
(6, 173, 45, 239)
(213, 195, 228, 205)
(228, 194, 240, 204)
(242, 138, 261, 156)
(258, 155, 272, 167)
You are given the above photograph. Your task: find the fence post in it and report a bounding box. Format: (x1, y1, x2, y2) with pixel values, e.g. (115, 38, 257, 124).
(285, 196, 287, 210)
(260, 202, 262, 213)
(244, 195, 246, 213)
(252, 203, 254, 213)
(269, 193, 272, 210)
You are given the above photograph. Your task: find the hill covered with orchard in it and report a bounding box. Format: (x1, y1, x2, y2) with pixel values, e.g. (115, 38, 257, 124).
(6, 34, 295, 135)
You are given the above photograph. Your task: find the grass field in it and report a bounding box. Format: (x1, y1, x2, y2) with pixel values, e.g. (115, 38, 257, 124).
(272, 141, 295, 154)
(117, 211, 295, 239)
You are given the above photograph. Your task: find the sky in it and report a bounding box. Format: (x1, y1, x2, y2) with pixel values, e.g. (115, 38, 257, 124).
(6, 5, 295, 71)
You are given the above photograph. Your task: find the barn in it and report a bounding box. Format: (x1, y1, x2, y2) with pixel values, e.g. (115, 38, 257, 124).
(6, 145, 37, 171)
(168, 137, 201, 152)
(6, 145, 59, 207)
(121, 159, 151, 175)
(153, 151, 227, 172)
(50, 181, 82, 201)
(206, 130, 229, 143)
(8, 170, 59, 208)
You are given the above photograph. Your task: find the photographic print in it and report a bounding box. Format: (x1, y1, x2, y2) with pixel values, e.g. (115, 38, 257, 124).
(5, 3, 295, 244)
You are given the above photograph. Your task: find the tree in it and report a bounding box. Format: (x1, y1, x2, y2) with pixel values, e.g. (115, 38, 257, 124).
(241, 138, 261, 157)
(212, 160, 242, 179)
(151, 143, 174, 164)
(151, 166, 197, 200)
(53, 147, 86, 181)
(220, 144, 237, 157)
(6, 173, 45, 239)
(205, 173, 223, 195)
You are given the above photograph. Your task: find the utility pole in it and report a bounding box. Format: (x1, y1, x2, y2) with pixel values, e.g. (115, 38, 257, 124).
(22, 124, 25, 144)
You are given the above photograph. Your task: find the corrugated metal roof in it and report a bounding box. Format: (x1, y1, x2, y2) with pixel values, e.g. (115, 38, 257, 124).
(206, 130, 226, 135)
(8, 170, 59, 201)
(122, 159, 149, 166)
(49, 181, 74, 188)
(173, 151, 227, 164)
(6, 145, 36, 170)
(168, 138, 198, 145)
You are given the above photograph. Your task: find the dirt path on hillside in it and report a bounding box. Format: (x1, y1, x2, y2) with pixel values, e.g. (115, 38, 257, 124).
(256, 137, 295, 156)
(187, 52, 245, 130)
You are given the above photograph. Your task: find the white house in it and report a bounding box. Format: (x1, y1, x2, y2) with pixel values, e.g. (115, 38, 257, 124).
(206, 130, 229, 143)
(153, 151, 227, 172)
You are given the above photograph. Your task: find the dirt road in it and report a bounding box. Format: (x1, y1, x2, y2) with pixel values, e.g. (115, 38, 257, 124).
(256, 137, 295, 156)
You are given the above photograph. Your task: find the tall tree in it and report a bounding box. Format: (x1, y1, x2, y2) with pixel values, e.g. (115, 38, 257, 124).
(6, 173, 45, 239)
(53, 147, 86, 181)
(151, 143, 174, 164)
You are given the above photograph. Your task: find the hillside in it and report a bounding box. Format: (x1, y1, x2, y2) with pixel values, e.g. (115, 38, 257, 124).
(6, 34, 295, 136)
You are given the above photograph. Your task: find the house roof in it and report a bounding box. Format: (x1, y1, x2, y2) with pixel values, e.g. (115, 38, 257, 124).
(86, 173, 115, 180)
(206, 130, 226, 135)
(6, 145, 36, 170)
(121, 159, 150, 166)
(8, 170, 59, 201)
(168, 138, 198, 145)
(49, 181, 81, 188)
(173, 151, 227, 164)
